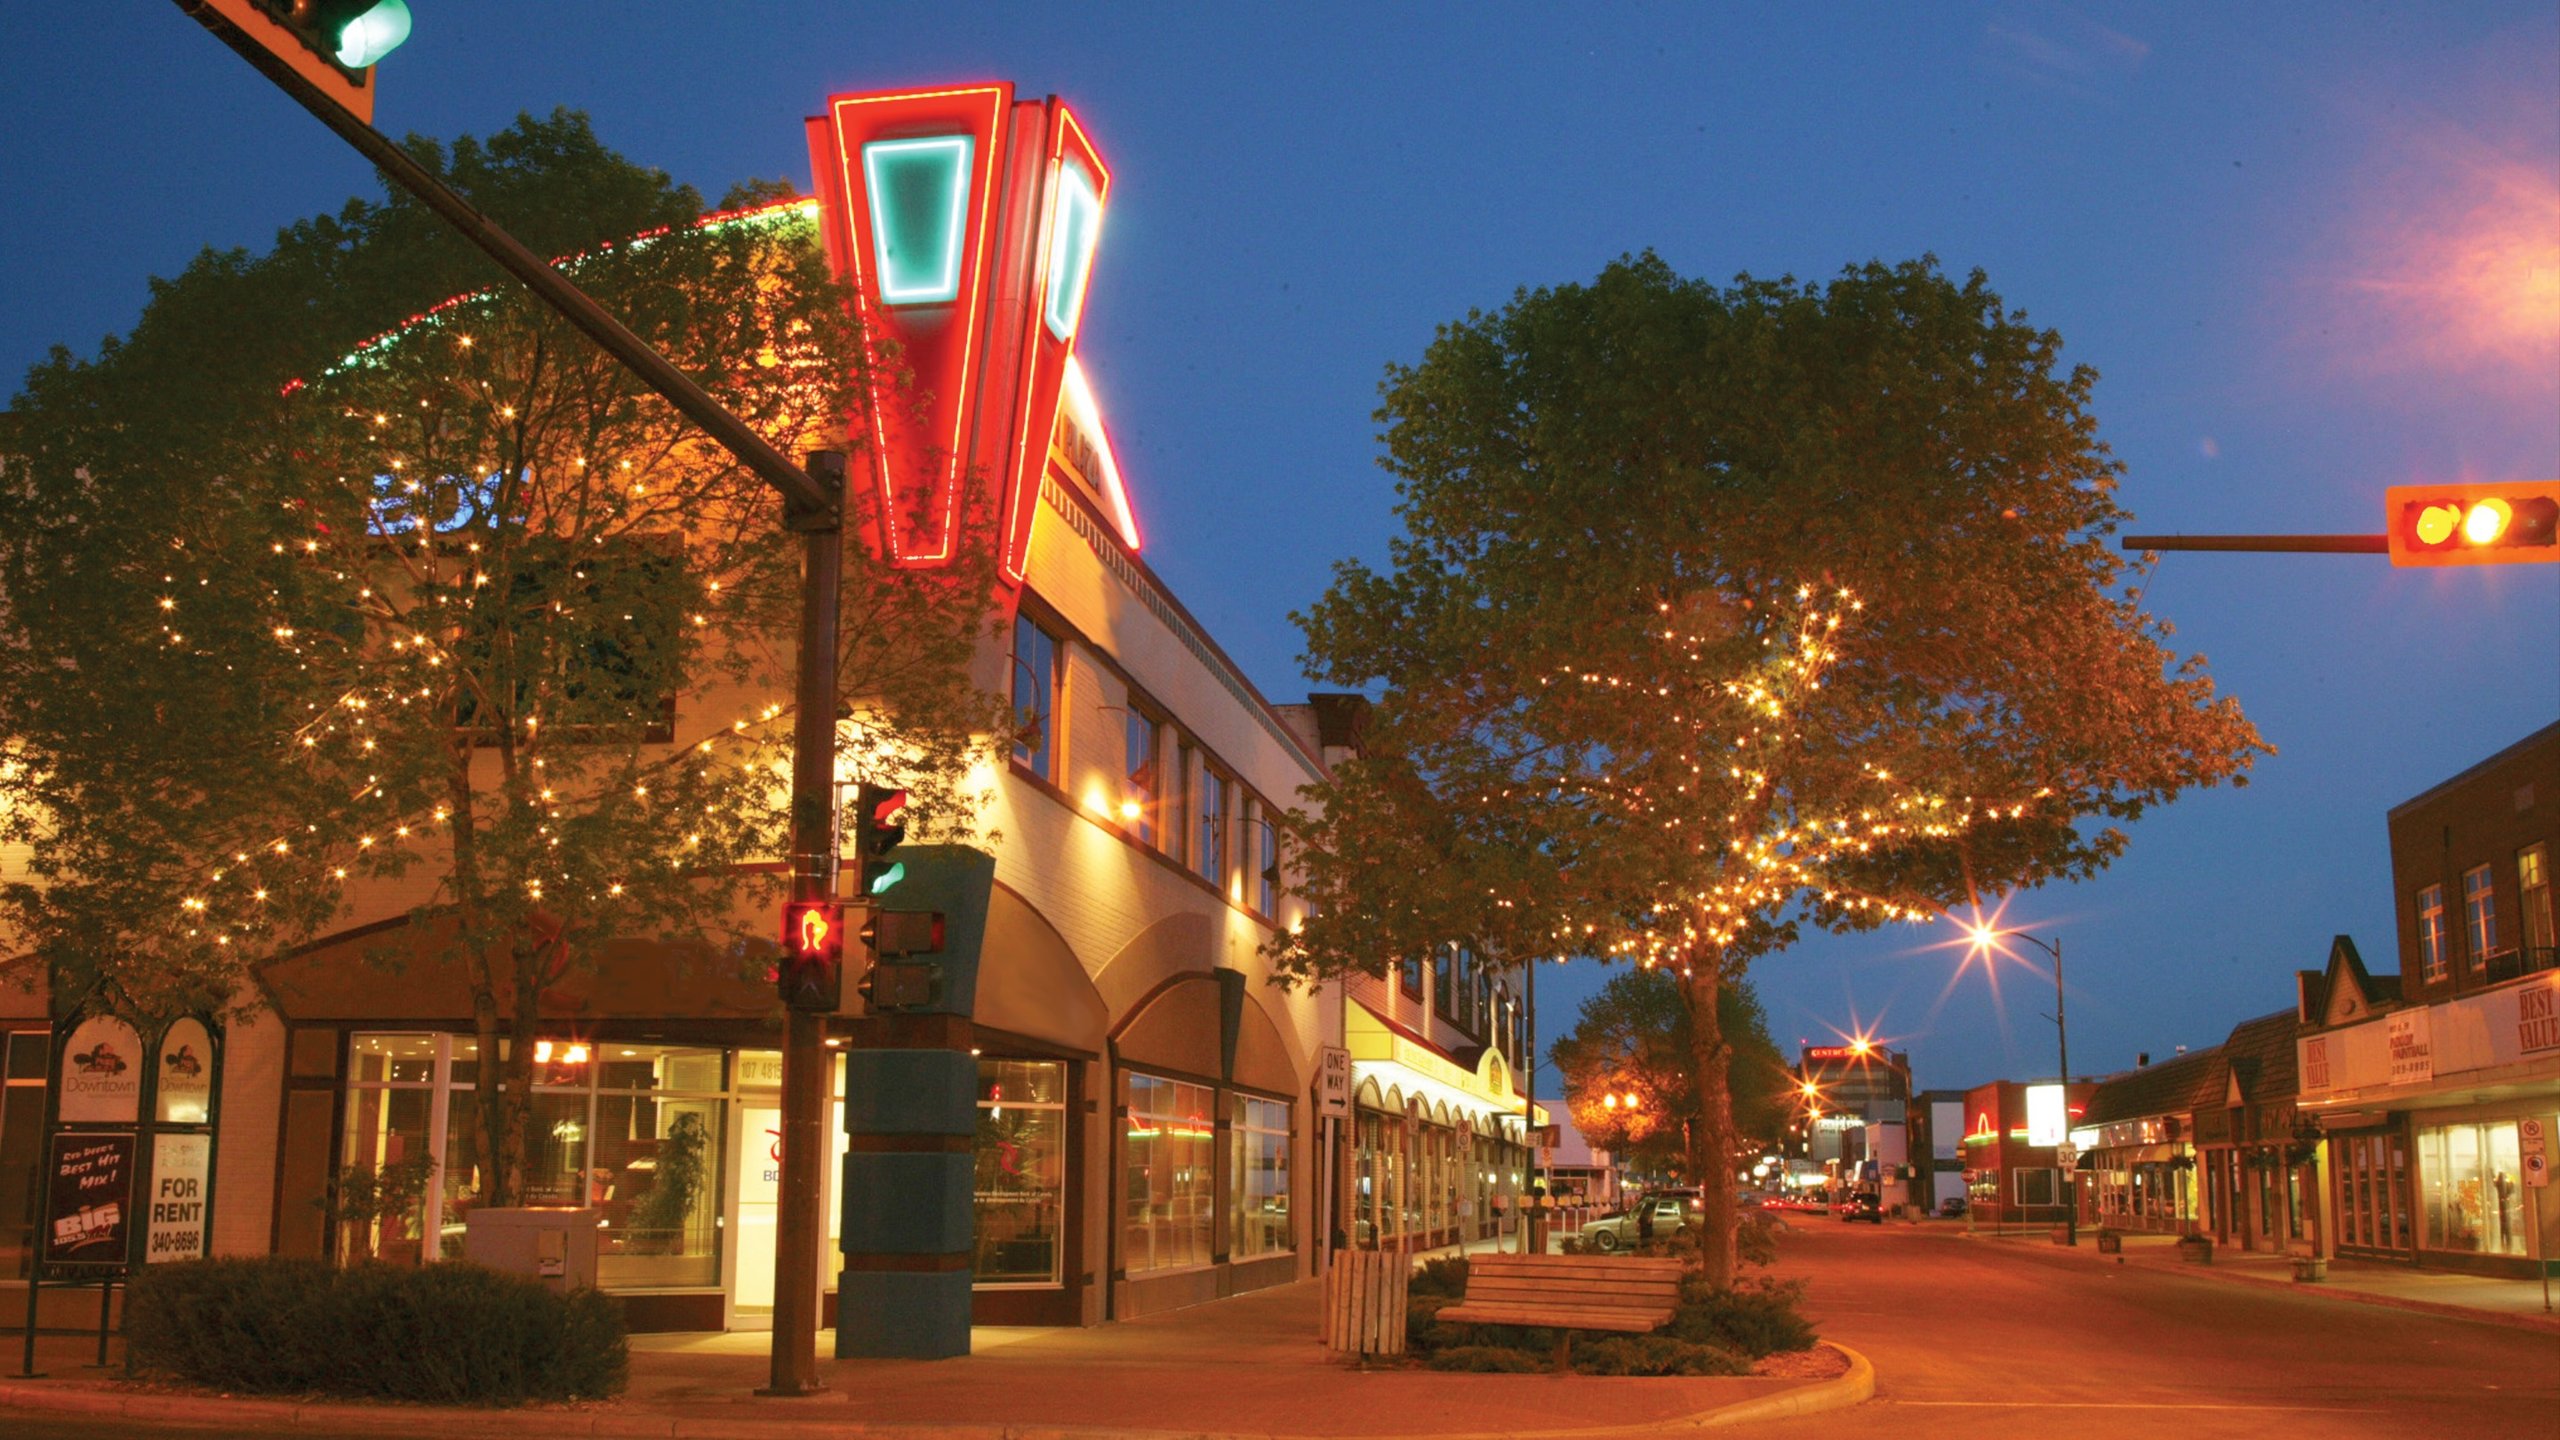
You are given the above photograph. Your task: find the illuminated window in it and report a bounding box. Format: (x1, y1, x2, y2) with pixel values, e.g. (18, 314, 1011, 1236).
(1254, 806, 1280, 917)
(1123, 1072, 1215, 1273)
(861, 135, 973, 305)
(1169, 740, 1194, 868)
(1042, 159, 1102, 341)
(1123, 706, 1159, 846)
(2518, 843, 2553, 959)
(975, 1059, 1067, 1285)
(1011, 614, 1059, 781)
(2462, 865, 2498, 968)
(1198, 769, 1229, 889)
(1229, 1095, 1293, 1259)
(2417, 885, 2449, 982)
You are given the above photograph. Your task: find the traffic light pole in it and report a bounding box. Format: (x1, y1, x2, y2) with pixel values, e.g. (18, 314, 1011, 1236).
(179, 1, 844, 1395)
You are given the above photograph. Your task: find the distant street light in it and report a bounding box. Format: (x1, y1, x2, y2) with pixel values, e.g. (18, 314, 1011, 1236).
(1964, 920, 2077, 1245)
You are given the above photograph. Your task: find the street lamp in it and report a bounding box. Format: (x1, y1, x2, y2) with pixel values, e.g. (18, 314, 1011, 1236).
(1965, 921, 2077, 1245)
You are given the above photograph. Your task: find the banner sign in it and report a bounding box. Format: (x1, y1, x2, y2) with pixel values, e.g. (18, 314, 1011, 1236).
(45, 1132, 135, 1269)
(155, 1017, 215, 1125)
(2386, 1008, 2435, 1086)
(57, 1015, 143, 1124)
(144, 1132, 214, 1262)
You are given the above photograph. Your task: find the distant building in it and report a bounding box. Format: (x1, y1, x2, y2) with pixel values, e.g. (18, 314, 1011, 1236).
(1960, 1078, 2093, 1228)
(1913, 1088, 1968, 1214)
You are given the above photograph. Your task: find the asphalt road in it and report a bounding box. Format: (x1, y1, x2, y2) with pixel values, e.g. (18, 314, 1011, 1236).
(1734, 1217, 2560, 1439)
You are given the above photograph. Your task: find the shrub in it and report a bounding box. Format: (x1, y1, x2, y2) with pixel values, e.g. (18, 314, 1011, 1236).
(1427, 1345, 1546, 1373)
(1428, 1317, 1565, 1354)
(1574, 1334, 1752, 1377)
(1407, 1294, 1457, 1347)
(1409, 1255, 1472, 1297)
(1736, 1211, 1782, 1269)
(126, 1256, 627, 1404)
(1667, 1274, 1816, 1357)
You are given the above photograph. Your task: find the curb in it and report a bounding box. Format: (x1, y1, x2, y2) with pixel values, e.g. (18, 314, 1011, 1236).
(1690, 1342, 1874, 1430)
(0, 1344, 1877, 1440)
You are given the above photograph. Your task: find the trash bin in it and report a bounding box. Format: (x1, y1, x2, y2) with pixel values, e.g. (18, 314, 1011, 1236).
(463, 1206, 601, 1292)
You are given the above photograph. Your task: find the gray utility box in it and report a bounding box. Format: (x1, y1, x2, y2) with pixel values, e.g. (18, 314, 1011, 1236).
(463, 1206, 600, 1292)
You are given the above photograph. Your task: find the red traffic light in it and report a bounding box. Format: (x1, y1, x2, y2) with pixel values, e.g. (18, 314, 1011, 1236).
(2387, 481, 2560, 567)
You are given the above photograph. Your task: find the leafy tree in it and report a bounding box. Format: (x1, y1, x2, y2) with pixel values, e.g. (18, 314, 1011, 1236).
(0, 112, 1009, 1207)
(1552, 967, 1785, 1176)
(1274, 254, 2266, 1286)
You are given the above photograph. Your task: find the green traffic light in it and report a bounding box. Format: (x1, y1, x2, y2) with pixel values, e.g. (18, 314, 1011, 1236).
(331, 0, 412, 68)
(869, 861, 906, 896)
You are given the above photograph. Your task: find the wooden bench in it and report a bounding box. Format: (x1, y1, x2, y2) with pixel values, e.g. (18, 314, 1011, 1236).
(1436, 1255, 1685, 1366)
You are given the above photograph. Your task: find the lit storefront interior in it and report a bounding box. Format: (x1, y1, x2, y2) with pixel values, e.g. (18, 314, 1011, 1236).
(1343, 1001, 1539, 1250)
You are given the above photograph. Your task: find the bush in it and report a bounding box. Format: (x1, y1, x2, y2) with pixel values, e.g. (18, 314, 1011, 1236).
(1407, 1294, 1456, 1347)
(1666, 1274, 1816, 1358)
(1409, 1255, 1472, 1297)
(1427, 1345, 1546, 1373)
(126, 1256, 627, 1404)
(1574, 1334, 1752, 1377)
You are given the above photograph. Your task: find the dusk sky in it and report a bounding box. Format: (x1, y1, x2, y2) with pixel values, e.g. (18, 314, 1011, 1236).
(3, 4, 2554, 1098)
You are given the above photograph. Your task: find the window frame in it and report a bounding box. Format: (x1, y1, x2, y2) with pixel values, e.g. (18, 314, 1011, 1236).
(1122, 703, 1161, 848)
(2461, 864, 2498, 968)
(2417, 883, 2449, 982)
(1228, 1093, 1295, 1260)
(2518, 842, 2553, 958)
(1197, 766, 1231, 893)
(1011, 613, 1063, 782)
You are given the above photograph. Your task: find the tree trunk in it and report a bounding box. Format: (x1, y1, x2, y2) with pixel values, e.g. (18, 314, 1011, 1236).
(1681, 959, 1737, 1288)
(448, 725, 510, 1209)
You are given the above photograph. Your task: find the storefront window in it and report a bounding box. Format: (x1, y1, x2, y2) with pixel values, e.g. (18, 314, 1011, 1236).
(1230, 1094, 1292, 1258)
(590, 1046, 725, 1289)
(1123, 1072, 1214, 1272)
(977, 1059, 1067, 1284)
(2421, 1121, 2526, 1256)
(342, 1034, 440, 1262)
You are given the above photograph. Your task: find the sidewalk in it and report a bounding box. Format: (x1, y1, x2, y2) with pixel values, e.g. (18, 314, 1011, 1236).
(1955, 1222, 2560, 1332)
(0, 1274, 1869, 1440)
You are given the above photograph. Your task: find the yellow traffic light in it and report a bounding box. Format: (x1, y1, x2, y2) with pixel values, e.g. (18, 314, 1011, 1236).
(2387, 481, 2560, 567)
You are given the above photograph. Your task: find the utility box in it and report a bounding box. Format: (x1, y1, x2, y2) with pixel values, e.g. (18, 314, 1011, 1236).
(463, 1206, 600, 1292)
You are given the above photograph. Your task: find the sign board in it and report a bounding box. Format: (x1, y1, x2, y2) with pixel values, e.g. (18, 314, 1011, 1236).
(2025, 1084, 2067, 1147)
(155, 1017, 216, 1125)
(144, 1132, 214, 1263)
(57, 1015, 143, 1124)
(45, 1132, 136, 1269)
(2386, 1008, 2434, 1086)
(2522, 1117, 2550, 1190)
(1317, 1045, 1351, 1119)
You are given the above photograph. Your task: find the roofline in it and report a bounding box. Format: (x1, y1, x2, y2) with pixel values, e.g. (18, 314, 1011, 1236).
(2386, 719, 2560, 821)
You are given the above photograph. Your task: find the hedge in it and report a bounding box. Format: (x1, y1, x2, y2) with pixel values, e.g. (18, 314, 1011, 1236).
(124, 1256, 627, 1404)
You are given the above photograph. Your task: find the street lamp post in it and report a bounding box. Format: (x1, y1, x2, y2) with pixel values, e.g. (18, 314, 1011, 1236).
(1968, 924, 2075, 1245)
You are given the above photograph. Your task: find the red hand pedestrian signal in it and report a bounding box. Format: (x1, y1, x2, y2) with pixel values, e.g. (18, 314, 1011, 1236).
(778, 898, 845, 1011)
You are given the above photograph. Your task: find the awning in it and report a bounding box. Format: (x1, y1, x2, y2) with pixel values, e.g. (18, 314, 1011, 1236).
(2095, 1144, 2176, 1166)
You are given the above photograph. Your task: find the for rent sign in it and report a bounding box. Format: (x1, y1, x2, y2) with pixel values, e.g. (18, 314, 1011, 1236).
(145, 1132, 213, 1263)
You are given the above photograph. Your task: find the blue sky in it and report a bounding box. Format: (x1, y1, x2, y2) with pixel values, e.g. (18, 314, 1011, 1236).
(3, 3, 2553, 1093)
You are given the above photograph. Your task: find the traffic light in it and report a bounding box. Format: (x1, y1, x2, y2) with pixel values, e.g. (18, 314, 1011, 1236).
(778, 897, 845, 1011)
(855, 909, 945, 1011)
(853, 785, 910, 897)
(2387, 481, 2560, 567)
(192, 1, 413, 125)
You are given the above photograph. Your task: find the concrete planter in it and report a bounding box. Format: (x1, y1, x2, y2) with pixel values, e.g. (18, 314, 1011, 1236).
(2096, 1230, 2123, 1254)
(2176, 1235, 2214, 1264)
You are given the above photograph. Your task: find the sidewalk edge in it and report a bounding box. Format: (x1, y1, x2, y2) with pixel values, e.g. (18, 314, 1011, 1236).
(1689, 1342, 1873, 1430)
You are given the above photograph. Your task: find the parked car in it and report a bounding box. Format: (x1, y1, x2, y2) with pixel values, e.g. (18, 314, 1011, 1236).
(1937, 1196, 1968, 1219)
(1579, 1192, 1698, 1251)
(1837, 1190, 1884, 1224)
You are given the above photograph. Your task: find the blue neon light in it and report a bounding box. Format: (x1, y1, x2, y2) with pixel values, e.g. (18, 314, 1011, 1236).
(861, 136, 973, 305)
(1042, 160, 1102, 341)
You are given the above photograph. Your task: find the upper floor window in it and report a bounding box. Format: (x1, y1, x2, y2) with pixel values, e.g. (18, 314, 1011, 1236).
(2519, 843, 2554, 959)
(1432, 948, 1453, 1019)
(1198, 768, 1229, 890)
(1254, 808, 1280, 917)
(1449, 947, 1474, 1034)
(1123, 707, 1159, 846)
(2418, 884, 2448, 982)
(1170, 741, 1194, 869)
(1400, 954, 1422, 1002)
(1011, 614, 1060, 781)
(2462, 864, 2498, 967)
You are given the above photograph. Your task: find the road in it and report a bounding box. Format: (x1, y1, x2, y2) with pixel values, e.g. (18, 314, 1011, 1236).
(1734, 1217, 2560, 1439)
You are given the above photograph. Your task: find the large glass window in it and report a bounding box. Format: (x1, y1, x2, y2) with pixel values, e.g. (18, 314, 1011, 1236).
(976, 1059, 1067, 1285)
(1197, 770, 1229, 891)
(1253, 806, 1280, 918)
(2463, 864, 2498, 967)
(2015, 1168, 2057, 1207)
(2420, 1121, 2527, 1256)
(1012, 614, 1060, 780)
(2519, 843, 2553, 959)
(1230, 1095, 1292, 1259)
(2418, 884, 2449, 982)
(587, 1045, 725, 1289)
(1123, 709, 1158, 847)
(341, 1034, 442, 1263)
(1123, 1072, 1214, 1272)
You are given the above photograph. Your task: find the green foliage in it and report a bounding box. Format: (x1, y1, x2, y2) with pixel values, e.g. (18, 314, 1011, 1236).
(1668, 1274, 1817, 1357)
(1407, 1293, 1457, 1347)
(313, 1154, 437, 1262)
(1552, 968, 1787, 1166)
(1573, 1334, 1751, 1376)
(626, 1111, 710, 1252)
(1735, 1210, 1782, 1269)
(1409, 1255, 1472, 1297)
(124, 1256, 626, 1403)
(1425, 1345, 1547, 1373)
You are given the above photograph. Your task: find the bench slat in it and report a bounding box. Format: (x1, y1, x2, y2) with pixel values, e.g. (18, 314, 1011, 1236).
(1461, 1281, 1679, 1302)
(1439, 1304, 1669, 1334)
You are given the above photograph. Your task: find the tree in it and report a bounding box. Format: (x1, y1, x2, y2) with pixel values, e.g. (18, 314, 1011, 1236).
(1551, 967, 1785, 1178)
(0, 112, 1010, 1208)
(1273, 254, 2267, 1287)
